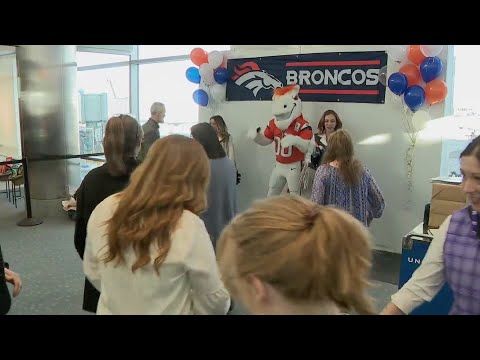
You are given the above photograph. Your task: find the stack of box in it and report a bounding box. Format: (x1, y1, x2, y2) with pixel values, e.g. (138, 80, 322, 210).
(428, 177, 467, 229)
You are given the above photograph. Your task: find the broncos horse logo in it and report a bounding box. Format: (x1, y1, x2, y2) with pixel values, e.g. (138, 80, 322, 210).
(232, 62, 283, 97)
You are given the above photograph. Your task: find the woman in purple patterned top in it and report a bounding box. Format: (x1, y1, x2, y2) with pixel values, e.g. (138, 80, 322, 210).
(311, 129, 385, 227)
(383, 135, 480, 315)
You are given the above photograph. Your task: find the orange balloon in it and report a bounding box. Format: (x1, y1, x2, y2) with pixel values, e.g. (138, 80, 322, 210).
(408, 45, 426, 66)
(190, 48, 208, 66)
(399, 63, 421, 86)
(425, 79, 448, 105)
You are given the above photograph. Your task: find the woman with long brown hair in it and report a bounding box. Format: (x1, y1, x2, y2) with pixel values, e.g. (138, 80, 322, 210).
(74, 114, 142, 313)
(217, 195, 375, 315)
(191, 122, 237, 250)
(83, 135, 231, 315)
(310, 129, 385, 227)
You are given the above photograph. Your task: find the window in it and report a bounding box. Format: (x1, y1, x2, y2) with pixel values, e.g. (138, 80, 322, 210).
(77, 52, 129, 67)
(139, 45, 229, 60)
(77, 62, 130, 156)
(139, 60, 200, 137)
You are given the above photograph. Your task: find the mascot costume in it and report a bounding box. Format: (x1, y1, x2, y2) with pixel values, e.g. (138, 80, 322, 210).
(249, 84, 313, 196)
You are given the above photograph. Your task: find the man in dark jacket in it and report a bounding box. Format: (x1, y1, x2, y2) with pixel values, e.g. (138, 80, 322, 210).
(138, 102, 166, 161)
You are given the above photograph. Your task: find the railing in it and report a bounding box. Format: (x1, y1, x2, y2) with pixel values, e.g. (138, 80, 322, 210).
(0, 153, 105, 227)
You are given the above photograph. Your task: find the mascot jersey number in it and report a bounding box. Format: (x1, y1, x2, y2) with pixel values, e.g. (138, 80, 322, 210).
(250, 84, 313, 196)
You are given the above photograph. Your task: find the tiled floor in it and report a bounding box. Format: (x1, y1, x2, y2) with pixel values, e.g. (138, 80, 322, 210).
(1, 197, 399, 315)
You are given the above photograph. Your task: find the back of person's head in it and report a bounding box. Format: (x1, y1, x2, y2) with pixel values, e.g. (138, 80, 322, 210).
(323, 129, 362, 186)
(103, 114, 143, 177)
(150, 102, 165, 117)
(191, 122, 226, 159)
(105, 135, 210, 274)
(217, 195, 375, 315)
(318, 109, 342, 134)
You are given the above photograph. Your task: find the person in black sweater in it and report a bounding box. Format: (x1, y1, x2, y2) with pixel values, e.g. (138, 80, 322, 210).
(0, 244, 22, 315)
(74, 114, 143, 313)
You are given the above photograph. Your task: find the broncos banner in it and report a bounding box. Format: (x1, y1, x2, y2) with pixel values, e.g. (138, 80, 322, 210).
(226, 51, 387, 104)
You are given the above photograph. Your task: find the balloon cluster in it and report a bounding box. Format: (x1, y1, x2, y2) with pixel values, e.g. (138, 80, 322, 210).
(384, 45, 448, 112)
(185, 47, 229, 107)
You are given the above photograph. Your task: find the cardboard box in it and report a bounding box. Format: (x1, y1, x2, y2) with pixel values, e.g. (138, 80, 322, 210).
(428, 181, 467, 228)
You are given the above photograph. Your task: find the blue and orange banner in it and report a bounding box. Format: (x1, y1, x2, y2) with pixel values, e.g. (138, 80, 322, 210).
(226, 51, 387, 104)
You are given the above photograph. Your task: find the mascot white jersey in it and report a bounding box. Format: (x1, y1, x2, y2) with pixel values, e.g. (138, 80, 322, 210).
(249, 84, 313, 196)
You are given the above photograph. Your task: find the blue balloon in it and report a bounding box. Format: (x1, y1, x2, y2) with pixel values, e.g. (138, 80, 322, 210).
(193, 89, 208, 106)
(420, 56, 443, 83)
(213, 67, 229, 84)
(404, 86, 425, 112)
(388, 72, 408, 96)
(186, 67, 201, 84)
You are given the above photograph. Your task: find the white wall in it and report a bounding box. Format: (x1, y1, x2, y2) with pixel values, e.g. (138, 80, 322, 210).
(0, 54, 21, 159)
(200, 45, 450, 253)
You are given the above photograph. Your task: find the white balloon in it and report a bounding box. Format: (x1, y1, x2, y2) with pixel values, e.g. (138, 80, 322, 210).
(386, 45, 408, 63)
(199, 63, 215, 86)
(412, 110, 431, 131)
(420, 45, 444, 57)
(378, 65, 388, 86)
(210, 84, 226, 102)
(208, 51, 224, 69)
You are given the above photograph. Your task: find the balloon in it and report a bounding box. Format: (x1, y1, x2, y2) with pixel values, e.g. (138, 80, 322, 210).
(378, 65, 388, 86)
(420, 45, 444, 57)
(214, 67, 229, 84)
(193, 89, 209, 106)
(199, 63, 215, 86)
(425, 79, 448, 105)
(407, 45, 426, 66)
(208, 51, 224, 69)
(388, 72, 408, 96)
(210, 84, 226, 102)
(386, 45, 408, 63)
(190, 48, 208, 66)
(399, 63, 421, 86)
(420, 57, 443, 83)
(404, 86, 425, 112)
(411, 110, 431, 131)
(185, 67, 200, 84)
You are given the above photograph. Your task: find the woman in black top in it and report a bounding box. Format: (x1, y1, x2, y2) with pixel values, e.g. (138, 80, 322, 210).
(74, 114, 143, 313)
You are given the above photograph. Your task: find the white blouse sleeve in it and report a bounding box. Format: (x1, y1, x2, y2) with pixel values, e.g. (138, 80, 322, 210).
(390, 216, 451, 314)
(228, 138, 236, 167)
(186, 219, 231, 315)
(83, 209, 102, 292)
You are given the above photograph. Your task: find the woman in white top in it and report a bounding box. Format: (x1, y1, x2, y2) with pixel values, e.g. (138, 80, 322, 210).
(209, 115, 236, 165)
(217, 195, 375, 315)
(302, 110, 343, 197)
(83, 135, 231, 315)
(382, 135, 480, 315)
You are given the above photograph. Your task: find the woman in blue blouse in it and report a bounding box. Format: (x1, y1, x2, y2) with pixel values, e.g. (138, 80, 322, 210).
(311, 129, 385, 227)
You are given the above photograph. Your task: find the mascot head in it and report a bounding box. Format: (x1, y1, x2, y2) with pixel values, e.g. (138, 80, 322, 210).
(272, 84, 302, 131)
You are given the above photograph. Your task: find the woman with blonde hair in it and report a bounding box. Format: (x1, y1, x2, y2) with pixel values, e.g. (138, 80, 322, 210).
(311, 129, 385, 227)
(75, 114, 143, 313)
(83, 135, 231, 315)
(217, 195, 375, 315)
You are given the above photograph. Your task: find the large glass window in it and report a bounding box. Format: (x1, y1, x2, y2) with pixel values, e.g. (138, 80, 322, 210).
(77, 52, 129, 67)
(77, 64, 130, 156)
(139, 60, 199, 137)
(139, 45, 229, 60)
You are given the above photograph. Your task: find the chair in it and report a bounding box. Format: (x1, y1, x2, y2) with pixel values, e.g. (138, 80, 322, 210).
(0, 156, 15, 202)
(9, 165, 24, 208)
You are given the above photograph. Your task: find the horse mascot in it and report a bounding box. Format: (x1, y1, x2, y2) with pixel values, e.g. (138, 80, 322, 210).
(249, 84, 313, 196)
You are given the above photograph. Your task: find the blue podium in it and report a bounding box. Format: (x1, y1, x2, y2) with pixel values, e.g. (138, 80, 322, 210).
(399, 227, 453, 315)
